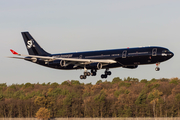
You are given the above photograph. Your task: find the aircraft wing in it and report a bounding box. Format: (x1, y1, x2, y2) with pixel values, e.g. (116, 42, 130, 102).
(7, 56, 32, 60)
(9, 49, 117, 65)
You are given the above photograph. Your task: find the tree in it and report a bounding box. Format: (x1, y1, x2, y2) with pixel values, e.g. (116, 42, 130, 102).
(71, 80, 81, 85)
(61, 81, 70, 86)
(35, 107, 50, 120)
(175, 93, 180, 116)
(34, 96, 47, 108)
(2, 78, 180, 117)
(96, 80, 102, 85)
(93, 90, 106, 117)
(112, 77, 122, 84)
(51, 82, 59, 87)
(135, 90, 147, 105)
(169, 77, 179, 85)
(122, 105, 132, 117)
(148, 89, 163, 117)
(135, 90, 147, 116)
(140, 79, 148, 83)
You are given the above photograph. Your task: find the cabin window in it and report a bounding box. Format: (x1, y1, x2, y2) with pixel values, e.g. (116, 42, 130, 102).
(79, 55, 82, 59)
(162, 50, 169, 53)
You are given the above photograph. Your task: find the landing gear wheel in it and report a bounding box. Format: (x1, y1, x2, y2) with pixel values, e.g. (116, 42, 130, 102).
(91, 69, 97, 73)
(80, 75, 87, 79)
(84, 72, 91, 76)
(105, 71, 111, 75)
(84, 72, 87, 76)
(83, 75, 87, 79)
(91, 72, 96, 76)
(87, 72, 91, 76)
(91, 72, 93, 76)
(91, 69, 97, 76)
(101, 74, 107, 79)
(108, 71, 112, 75)
(80, 75, 84, 79)
(155, 67, 160, 71)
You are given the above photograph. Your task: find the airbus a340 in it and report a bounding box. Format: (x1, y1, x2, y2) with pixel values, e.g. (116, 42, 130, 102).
(9, 32, 174, 79)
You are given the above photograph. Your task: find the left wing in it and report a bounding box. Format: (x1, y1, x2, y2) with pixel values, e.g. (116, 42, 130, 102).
(9, 49, 117, 66)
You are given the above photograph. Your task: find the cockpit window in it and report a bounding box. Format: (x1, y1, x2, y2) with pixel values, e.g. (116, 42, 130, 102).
(162, 50, 169, 53)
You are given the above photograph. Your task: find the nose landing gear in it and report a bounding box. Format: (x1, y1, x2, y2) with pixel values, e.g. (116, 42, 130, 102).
(155, 63, 160, 71)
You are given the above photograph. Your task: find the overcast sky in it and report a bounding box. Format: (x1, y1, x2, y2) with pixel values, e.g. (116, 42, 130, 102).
(1, 0, 180, 85)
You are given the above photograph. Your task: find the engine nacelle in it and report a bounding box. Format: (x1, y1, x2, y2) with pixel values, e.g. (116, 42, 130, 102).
(123, 65, 138, 69)
(48, 60, 61, 65)
(31, 58, 37, 63)
(60, 60, 66, 67)
(87, 62, 102, 69)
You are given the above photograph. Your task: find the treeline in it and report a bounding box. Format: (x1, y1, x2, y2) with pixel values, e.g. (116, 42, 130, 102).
(0, 77, 180, 118)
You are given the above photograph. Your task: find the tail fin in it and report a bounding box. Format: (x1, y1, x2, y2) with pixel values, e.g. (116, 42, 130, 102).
(21, 32, 50, 56)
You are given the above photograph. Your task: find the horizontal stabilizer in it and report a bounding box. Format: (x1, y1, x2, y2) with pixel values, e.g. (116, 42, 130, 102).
(10, 49, 18, 55)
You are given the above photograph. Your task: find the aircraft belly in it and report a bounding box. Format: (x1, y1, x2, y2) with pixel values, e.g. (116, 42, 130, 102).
(116, 56, 150, 66)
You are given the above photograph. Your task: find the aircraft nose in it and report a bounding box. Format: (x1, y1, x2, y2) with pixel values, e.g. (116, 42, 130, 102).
(168, 51, 174, 58)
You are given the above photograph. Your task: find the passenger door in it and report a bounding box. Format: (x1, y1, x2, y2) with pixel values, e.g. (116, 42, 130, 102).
(152, 48, 157, 56)
(122, 50, 127, 58)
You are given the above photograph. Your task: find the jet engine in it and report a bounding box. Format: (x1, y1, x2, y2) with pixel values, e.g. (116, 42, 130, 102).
(87, 62, 102, 69)
(48, 60, 61, 66)
(60, 60, 66, 67)
(31, 58, 37, 63)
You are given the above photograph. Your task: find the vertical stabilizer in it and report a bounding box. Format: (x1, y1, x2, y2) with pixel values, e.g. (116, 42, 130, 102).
(21, 32, 50, 56)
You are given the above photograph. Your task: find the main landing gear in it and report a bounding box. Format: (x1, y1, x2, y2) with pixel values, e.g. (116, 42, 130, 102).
(101, 69, 111, 79)
(80, 68, 112, 79)
(80, 71, 91, 79)
(155, 63, 160, 71)
(91, 69, 97, 76)
(80, 68, 97, 79)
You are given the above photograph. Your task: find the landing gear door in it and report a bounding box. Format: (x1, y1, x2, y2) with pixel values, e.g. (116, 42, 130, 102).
(152, 48, 157, 56)
(122, 50, 127, 58)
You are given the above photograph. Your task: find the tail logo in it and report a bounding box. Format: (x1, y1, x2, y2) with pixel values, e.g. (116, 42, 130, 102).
(27, 39, 34, 49)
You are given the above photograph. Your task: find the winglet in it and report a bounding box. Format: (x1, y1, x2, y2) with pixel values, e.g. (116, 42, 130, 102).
(10, 49, 18, 55)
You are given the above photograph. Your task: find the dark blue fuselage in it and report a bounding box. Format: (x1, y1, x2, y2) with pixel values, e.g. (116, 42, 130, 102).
(20, 32, 174, 79)
(31, 46, 173, 70)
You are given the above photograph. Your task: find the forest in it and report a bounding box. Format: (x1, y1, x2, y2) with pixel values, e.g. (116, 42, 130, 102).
(0, 77, 180, 118)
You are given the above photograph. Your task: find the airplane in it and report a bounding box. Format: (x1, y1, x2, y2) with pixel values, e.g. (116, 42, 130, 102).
(9, 32, 174, 79)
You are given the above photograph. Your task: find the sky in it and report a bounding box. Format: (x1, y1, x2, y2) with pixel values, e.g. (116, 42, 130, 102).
(1, 0, 180, 85)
